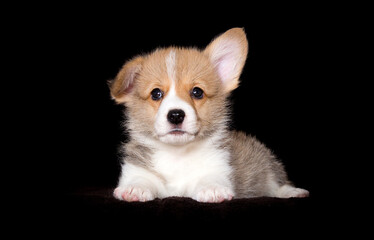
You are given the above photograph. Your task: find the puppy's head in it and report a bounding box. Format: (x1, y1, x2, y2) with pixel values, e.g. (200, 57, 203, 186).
(110, 28, 248, 145)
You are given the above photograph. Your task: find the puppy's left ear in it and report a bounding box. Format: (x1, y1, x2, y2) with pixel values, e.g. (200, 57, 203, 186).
(204, 28, 248, 93)
(109, 56, 143, 104)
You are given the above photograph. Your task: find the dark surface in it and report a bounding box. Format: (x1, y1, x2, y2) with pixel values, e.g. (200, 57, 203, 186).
(55, 187, 315, 228)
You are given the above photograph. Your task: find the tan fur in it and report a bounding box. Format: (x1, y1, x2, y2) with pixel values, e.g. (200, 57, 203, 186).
(110, 45, 229, 139)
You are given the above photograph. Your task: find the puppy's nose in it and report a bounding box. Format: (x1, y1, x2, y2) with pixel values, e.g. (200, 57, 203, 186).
(167, 109, 185, 125)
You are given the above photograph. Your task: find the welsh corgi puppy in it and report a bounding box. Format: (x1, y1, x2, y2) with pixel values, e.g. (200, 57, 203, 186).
(110, 28, 309, 202)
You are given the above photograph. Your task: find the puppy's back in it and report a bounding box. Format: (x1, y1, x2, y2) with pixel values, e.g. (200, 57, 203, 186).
(228, 131, 289, 198)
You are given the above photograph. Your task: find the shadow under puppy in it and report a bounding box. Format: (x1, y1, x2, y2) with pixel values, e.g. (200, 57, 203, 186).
(109, 28, 309, 202)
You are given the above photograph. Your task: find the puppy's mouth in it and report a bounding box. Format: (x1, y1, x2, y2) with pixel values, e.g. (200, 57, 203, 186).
(157, 128, 197, 145)
(168, 129, 187, 135)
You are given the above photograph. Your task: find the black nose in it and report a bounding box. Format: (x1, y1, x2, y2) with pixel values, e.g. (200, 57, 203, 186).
(167, 109, 185, 125)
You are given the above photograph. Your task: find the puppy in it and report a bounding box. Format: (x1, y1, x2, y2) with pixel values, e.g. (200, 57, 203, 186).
(109, 28, 309, 202)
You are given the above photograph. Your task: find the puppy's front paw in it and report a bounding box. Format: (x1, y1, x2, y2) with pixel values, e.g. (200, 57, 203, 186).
(113, 186, 155, 202)
(194, 186, 233, 203)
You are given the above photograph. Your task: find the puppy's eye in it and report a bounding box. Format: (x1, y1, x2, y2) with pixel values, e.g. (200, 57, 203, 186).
(191, 87, 204, 99)
(151, 88, 163, 100)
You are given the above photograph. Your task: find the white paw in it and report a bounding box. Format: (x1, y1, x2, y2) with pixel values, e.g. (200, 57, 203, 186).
(277, 185, 309, 198)
(113, 186, 155, 202)
(194, 186, 234, 203)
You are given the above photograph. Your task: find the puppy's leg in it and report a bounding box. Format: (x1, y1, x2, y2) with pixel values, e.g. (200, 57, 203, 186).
(114, 185, 154, 202)
(191, 176, 234, 203)
(267, 168, 309, 198)
(276, 184, 309, 198)
(193, 185, 234, 203)
(113, 163, 164, 202)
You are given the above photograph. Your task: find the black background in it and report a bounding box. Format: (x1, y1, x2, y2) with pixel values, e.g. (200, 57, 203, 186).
(23, 4, 344, 199)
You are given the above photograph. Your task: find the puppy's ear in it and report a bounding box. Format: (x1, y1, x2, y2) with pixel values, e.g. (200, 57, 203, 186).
(109, 56, 143, 104)
(204, 28, 248, 93)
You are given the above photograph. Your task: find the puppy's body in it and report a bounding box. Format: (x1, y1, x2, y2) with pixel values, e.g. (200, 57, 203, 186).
(110, 28, 309, 202)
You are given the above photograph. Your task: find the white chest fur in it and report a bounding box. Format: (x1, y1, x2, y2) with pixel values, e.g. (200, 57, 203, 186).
(151, 138, 233, 198)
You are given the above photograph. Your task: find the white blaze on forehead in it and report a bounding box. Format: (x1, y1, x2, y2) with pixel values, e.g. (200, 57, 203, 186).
(165, 50, 176, 84)
(153, 50, 199, 144)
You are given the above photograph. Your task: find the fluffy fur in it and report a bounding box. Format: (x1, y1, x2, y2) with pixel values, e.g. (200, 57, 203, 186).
(109, 28, 309, 202)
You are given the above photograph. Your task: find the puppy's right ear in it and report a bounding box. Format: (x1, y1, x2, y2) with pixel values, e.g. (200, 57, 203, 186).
(109, 56, 143, 104)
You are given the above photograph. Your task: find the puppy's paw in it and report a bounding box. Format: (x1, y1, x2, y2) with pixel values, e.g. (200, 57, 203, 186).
(277, 185, 309, 198)
(113, 186, 155, 202)
(193, 186, 234, 203)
